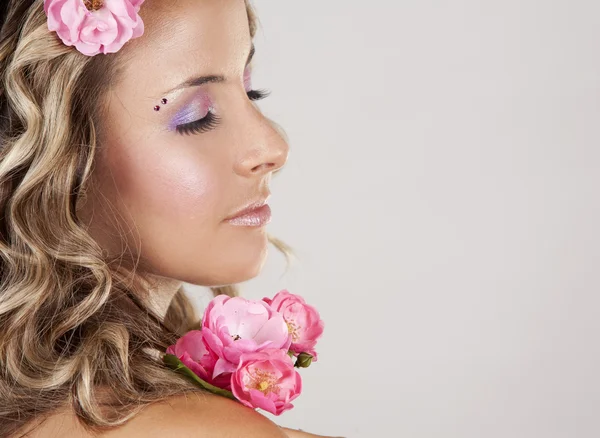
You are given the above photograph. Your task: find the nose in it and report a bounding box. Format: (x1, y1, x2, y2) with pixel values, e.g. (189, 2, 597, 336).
(233, 108, 290, 178)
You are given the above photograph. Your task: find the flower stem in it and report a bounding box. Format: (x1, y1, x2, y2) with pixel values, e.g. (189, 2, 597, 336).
(162, 354, 237, 401)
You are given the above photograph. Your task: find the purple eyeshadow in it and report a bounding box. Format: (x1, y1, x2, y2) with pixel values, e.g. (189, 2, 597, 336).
(167, 93, 212, 131)
(244, 65, 252, 92)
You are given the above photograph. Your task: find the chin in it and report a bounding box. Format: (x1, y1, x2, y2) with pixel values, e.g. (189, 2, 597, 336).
(187, 265, 265, 288)
(183, 241, 269, 287)
(223, 244, 269, 285)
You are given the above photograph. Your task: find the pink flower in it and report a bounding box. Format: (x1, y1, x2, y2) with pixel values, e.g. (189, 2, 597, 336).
(166, 330, 231, 390)
(201, 295, 292, 379)
(263, 290, 324, 360)
(44, 0, 145, 56)
(231, 349, 302, 416)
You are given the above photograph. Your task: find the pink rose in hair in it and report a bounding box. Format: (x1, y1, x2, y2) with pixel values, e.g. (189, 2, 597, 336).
(44, 0, 145, 56)
(201, 295, 292, 379)
(231, 349, 302, 416)
(263, 290, 324, 360)
(165, 330, 231, 390)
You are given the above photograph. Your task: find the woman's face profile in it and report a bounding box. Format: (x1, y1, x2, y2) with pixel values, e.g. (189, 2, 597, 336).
(79, 0, 289, 286)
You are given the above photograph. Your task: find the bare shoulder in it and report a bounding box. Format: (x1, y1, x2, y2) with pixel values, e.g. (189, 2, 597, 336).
(102, 391, 288, 438)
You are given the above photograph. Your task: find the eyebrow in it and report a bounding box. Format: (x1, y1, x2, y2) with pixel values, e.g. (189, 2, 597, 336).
(164, 43, 255, 95)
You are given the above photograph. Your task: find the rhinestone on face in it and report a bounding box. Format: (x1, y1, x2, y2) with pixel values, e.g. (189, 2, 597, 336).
(161, 98, 168, 105)
(153, 105, 160, 111)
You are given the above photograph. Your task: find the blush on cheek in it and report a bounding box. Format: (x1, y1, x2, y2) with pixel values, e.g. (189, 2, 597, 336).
(157, 158, 220, 222)
(105, 125, 225, 236)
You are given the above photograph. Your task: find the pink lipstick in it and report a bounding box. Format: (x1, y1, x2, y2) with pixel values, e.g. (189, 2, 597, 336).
(225, 203, 272, 226)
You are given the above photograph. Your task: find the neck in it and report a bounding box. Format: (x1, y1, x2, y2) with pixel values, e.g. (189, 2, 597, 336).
(141, 274, 184, 320)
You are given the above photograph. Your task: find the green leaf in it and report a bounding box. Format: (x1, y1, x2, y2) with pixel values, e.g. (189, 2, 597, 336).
(162, 354, 237, 401)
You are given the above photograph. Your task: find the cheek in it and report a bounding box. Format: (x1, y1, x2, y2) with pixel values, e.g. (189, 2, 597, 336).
(108, 142, 224, 226)
(153, 157, 219, 221)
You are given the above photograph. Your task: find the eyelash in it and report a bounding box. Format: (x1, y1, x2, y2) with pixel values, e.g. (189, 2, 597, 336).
(175, 88, 271, 136)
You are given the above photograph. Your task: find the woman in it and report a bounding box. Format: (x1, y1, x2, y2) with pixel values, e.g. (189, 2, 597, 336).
(0, 0, 335, 436)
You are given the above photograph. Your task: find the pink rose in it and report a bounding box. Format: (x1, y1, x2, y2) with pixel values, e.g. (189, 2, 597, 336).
(201, 295, 292, 379)
(231, 349, 302, 416)
(44, 0, 145, 56)
(166, 330, 231, 390)
(263, 290, 324, 360)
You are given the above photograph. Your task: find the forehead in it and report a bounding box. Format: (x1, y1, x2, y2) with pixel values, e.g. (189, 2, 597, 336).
(118, 0, 251, 98)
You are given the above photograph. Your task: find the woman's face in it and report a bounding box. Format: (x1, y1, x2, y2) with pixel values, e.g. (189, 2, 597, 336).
(79, 0, 289, 286)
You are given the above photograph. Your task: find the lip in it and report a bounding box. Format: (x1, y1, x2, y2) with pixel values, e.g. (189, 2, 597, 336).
(225, 204, 272, 226)
(225, 194, 271, 224)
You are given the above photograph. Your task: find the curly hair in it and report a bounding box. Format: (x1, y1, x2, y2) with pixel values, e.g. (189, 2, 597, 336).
(0, 0, 293, 436)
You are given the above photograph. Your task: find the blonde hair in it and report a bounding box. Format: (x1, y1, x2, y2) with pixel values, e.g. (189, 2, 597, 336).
(0, 0, 293, 436)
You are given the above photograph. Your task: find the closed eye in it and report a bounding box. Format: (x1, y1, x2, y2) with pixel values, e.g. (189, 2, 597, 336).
(175, 88, 271, 136)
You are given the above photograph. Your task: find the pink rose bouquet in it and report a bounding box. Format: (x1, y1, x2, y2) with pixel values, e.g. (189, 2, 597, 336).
(163, 290, 324, 416)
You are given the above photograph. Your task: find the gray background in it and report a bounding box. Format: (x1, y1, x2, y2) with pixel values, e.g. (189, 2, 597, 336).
(184, 1, 600, 437)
